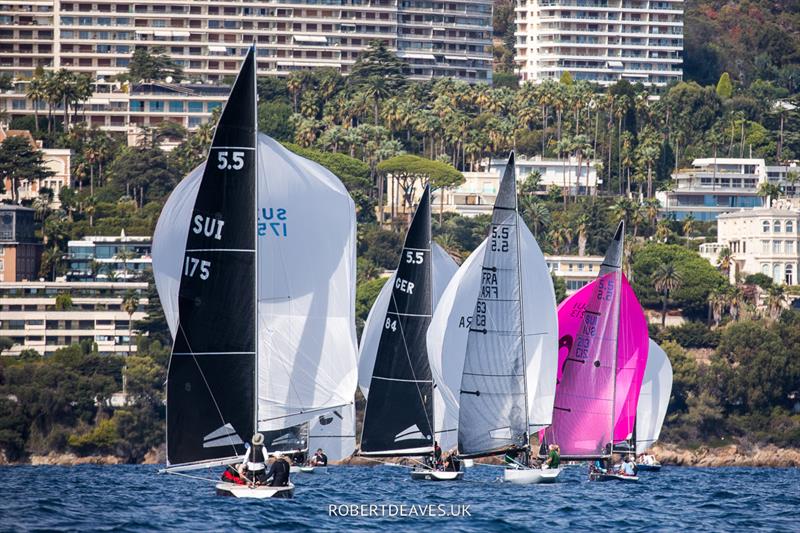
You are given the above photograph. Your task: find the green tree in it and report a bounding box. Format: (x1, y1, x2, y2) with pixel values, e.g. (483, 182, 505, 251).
(124, 47, 183, 83)
(631, 243, 727, 320)
(0, 135, 55, 203)
(0, 337, 14, 355)
(653, 262, 684, 327)
(348, 40, 408, 125)
(123, 291, 140, 356)
(54, 293, 73, 311)
(715, 72, 733, 99)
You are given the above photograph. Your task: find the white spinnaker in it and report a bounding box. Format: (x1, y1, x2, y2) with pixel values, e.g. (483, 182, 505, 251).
(636, 339, 673, 454)
(427, 240, 486, 451)
(357, 243, 457, 399)
(153, 134, 359, 432)
(427, 218, 557, 451)
(152, 163, 205, 338)
(308, 404, 356, 462)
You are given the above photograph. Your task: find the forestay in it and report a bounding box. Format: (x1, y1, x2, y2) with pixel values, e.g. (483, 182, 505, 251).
(636, 339, 673, 454)
(456, 154, 558, 458)
(360, 187, 436, 455)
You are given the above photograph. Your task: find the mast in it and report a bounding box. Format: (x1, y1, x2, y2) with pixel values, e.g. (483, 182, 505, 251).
(251, 44, 259, 440)
(510, 155, 531, 456)
(607, 223, 623, 456)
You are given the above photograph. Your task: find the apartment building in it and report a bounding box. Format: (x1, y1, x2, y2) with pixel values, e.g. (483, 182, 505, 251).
(657, 158, 768, 222)
(66, 233, 152, 281)
(699, 203, 800, 286)
(515, 0, 684, 86)
(545, 254, 604, 293)
(0, 280, 147, 356)
(0, 205, 42, 282)
(417, 156, 599, 217)
(1, 0, 492, 132)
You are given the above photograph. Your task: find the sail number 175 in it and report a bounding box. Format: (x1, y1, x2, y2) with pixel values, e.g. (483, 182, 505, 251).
(184, 256, 211, 280)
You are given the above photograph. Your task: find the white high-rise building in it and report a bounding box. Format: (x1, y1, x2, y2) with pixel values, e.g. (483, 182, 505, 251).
(0, 0, 492, 132)
(515, 0, 684, 86)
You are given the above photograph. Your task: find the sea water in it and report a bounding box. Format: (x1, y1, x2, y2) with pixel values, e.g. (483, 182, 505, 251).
(0, 464, 797, 532)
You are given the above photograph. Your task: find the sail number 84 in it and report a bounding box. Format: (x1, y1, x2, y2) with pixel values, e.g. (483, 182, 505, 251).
(216, 151, 245, 171)
(184, 256, 211, 280)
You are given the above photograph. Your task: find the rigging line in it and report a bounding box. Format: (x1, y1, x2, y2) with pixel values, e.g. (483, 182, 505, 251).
(177, 322, 241, 459)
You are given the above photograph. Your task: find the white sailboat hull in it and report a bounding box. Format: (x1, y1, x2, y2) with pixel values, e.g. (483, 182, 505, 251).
(503, 467, 562, 484)
(589, 472, 639, 482)
(290, 465, 329, 474)
(410, 470, 464, 481)
(215, 482, 295, 499)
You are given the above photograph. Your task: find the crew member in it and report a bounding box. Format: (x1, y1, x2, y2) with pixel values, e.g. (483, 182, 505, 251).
(265, 451, 291, 487)
(543, 444, 560, 470)
(310, 448, 328, 466)
(241, 433, 268, 485)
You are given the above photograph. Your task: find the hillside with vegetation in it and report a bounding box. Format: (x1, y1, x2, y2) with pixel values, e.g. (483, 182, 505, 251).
(1, 16, 799, 462)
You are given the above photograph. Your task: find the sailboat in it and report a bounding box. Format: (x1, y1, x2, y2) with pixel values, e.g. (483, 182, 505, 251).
(635, 339, 673, 471)
(539, 221, 650, 483)
(358, 186, 462, 480)
(427, 154, 560, 484)
(152, 48, 359, 498)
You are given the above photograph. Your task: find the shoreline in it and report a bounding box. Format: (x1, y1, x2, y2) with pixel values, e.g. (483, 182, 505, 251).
(3, 443, 799, 468)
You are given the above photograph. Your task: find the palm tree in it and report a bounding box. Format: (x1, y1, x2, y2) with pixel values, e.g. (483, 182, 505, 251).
(520, 197, 551, 238)
(757, 181, 782, 207)
(25, 76, 46, 132)
(122, 291, 140, 356)
(707, 289, 727, 327)
(765, 285, 786, 321)
(655, 220, 672, 242)
(653, 262, 683, 327)
(434, 234, 464, 263)
(729, 287, 743, 322)
(717, 247, 733, 280)
(682, 214, 695, 244)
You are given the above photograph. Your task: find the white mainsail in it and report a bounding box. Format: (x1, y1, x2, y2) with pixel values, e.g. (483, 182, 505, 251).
(635, 339, 673, 454)
(428, 155, 558, 457)
(153, 134, 359, 436)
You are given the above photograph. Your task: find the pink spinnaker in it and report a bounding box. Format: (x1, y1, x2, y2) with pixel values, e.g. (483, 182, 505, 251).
(540, 272, 648, 457)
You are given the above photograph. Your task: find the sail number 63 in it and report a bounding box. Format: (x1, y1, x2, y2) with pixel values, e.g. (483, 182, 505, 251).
(216, 150, 245, 171)
(184, 256, 211, 280)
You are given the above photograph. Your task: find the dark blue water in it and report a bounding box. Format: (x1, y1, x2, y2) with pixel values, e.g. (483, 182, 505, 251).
(0, 464, 797, 532)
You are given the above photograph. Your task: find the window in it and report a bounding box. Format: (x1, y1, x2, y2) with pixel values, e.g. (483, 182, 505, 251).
(149, 100, 164, 112)
(787, 221, 794, 233)
(187, 101, 203, 113)
(773, 240, 781, 253)
(762, 240, 769, 253)
(168, 100, 184, 112)
(786, 241, 794, 254)
(762, 263, 769, 275)
(774, 220, 781, 233)
(773, 264, 781, 284)
(786, 264, 794, 285)
(763, 220, 770, 233)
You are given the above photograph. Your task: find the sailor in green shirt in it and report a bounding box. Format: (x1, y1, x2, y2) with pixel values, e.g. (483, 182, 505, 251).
(544, 444, 560, 469)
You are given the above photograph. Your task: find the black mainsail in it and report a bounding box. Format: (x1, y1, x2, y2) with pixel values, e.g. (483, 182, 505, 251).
(360, 186, 434, 455)
(166, 47, 258, 469)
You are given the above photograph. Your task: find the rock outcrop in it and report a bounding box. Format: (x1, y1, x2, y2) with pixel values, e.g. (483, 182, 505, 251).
(28, 453, 122, 466)
(652, 443, 800, 467)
